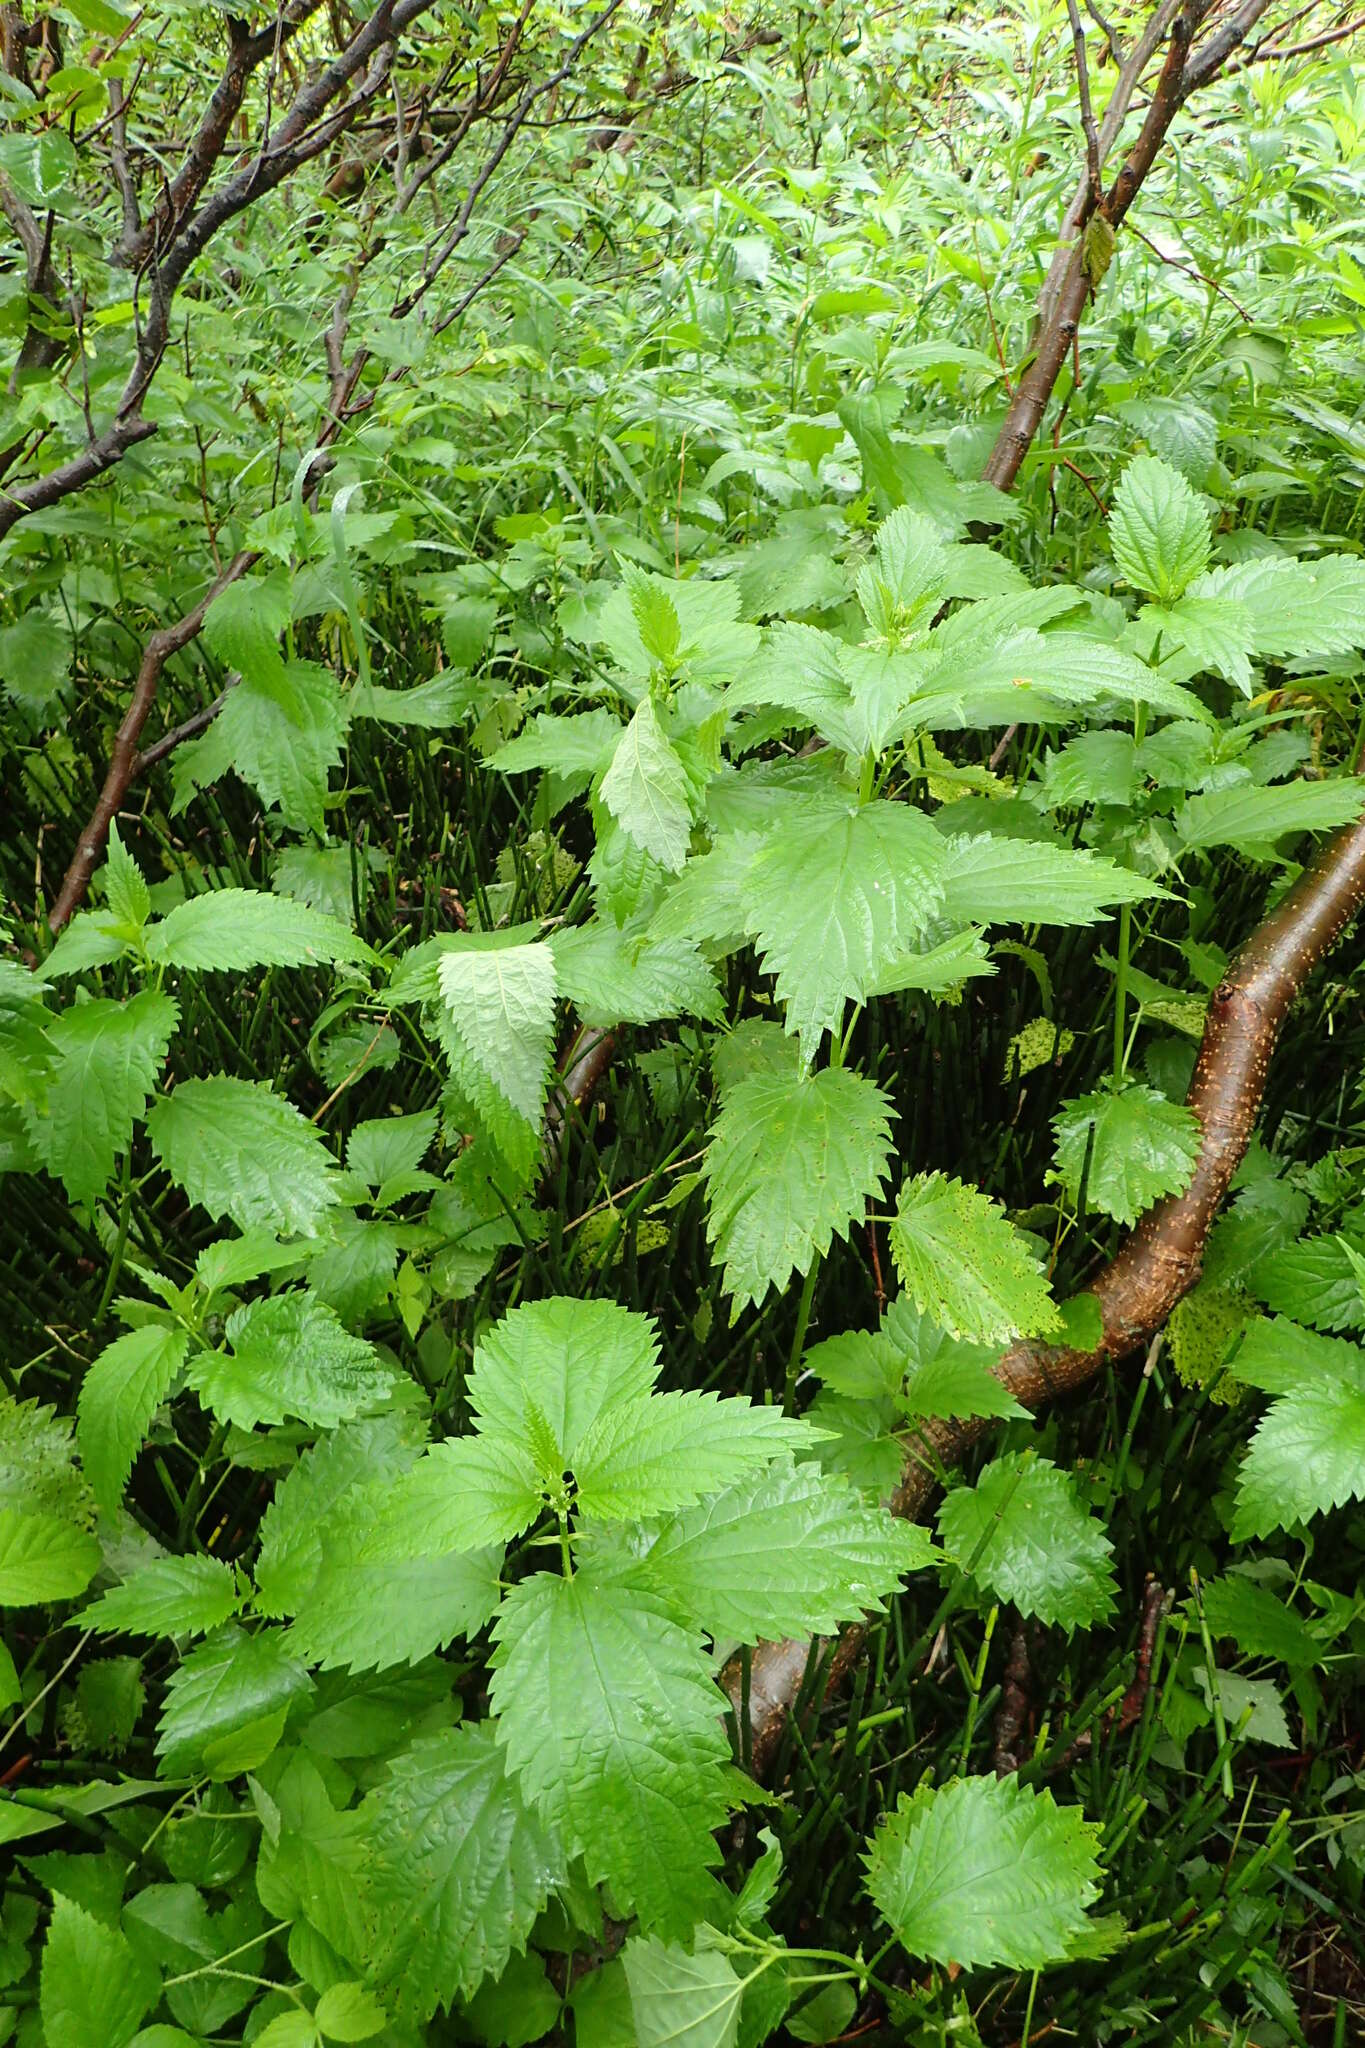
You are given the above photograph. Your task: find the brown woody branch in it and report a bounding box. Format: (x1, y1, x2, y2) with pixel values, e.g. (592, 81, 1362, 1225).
(725, 806, 1365, 1775)
(984, 0, 1281, 490)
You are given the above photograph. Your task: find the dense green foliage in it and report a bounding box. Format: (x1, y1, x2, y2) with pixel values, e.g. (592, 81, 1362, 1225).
(4, 2, 1365, 2043)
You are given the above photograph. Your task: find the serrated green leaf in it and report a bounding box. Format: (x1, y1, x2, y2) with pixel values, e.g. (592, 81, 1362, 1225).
(937, 1452, 1116, 1629)
(147, 1077, 342, 1234)
(890, 1173, 1060, 1344)
(1110, 454, 1211, 600)
(1251, 1230, 1365, 1332)
(28, 991, 177, 1205)
(631, 1460, 935, 1640)
(156, 1624, 312, 1778)
(468, 1296, 662, 1455)
(599, 695, 696, 872)
(437, 938, 557, 1127)
(189, 1292, 392, 1431)
(883, 1297, 1028, 1421)
(345, 1108, 437, 1189)
(1232, 1323, 1365, 1538)
(355, 1722, 563, 2020)
(0, 1508, 100, 1605)
(103, 822, 151, 931)
(703, 1065, 894, 1311)
(742, 798, 945, 1054)
(571, 1391, 813, 1523)
(492, 1575, 729, 1936)
(1178, 778, 1365, 855)
(623, 1936, 744, 2048)
(492, 708, 623, 778)
(941, 836, 1162, 928)
(864, 1774, 1103, 1968)
(255, 1410, 424, 1616)
(76, 1324, 189, 1519)
(85, 1555, 243, 1639)
(1194, 552, 1365, 660)
(1050, 1084, 1200, 1226)
(549, 920, 723, 1028)
(41, 1893, 160, 2048)
(146, 890, 373, 972)
(1196, 1576, 1319, 1668)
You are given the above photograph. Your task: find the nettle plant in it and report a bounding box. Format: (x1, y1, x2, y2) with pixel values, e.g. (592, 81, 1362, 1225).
(6, 450, 1365, 2041)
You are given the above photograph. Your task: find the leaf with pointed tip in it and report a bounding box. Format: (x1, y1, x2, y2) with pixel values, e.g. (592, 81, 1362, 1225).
(41, 1894, 161, 2048)
(438, 939, 557, 1127)
(600, 696, 695, 871)
(147, 1077, 342, 1234)
(491, 1575, 730, 1937)
(941, 836, 1164, 928)
(630, 1461, 935, 1641)
(1231, 1320, 1365, 1539)
(1110, 454, 1210, 601)
(356, 1723, 565, 2021)
(28, 991, 177, 1205)
(77, 1325, 190, 1517)
(890, 1173, 1060, 1344)
(1178, 778, 1365, 855)
(1194, 553, 1365, 660)
(1050, 1084, 1200, 1226)
(146, 889, 373, 972)
(571, 1392, 814, 1523)
(85, 1554, 244, 1639)
(156, 1623, 312, 1777)
(549, 920, 723, 1028)
(703, 1065, 894, 1311)
(741, 799, 946, 1054)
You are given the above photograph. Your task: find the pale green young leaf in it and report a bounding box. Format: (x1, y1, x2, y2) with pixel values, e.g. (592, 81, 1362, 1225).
(77, 1325, 190, 1518)
(549, 920, 723, 1028)
(890, 1173, 1060, 1344)
(1110, 454, 1211, 600)
(703, 1065, 895, 1310)
(146, 889, 374, 972)
(156, 1623, 312, 1777)
(882, 1298, 1028, 1421)
(1139, 595, 1254, 695)
(438, 938, 557, 1127)
(466, 1297, 661, 1460)
(0, 1509, 100, 1605)
(630, 1461, 935, 1641)
(1193, 553, 1365, 659)
(1178, 778, 1365, 855)
(623, 1937, 744, 2048)
(346, 1108, 437, 1189)
(1050, 1083, 1200, 1226)
(910, 628, 1210, 729)
(599, 695, 695, 871)
(864, 928, 995, 1000)
(741, 798, 946, 1053)
(85, 1554, 244, 1638)
(28, 991, 177, 1205)
(147, 1077, 342, 1234)
(103, 821, 151, 931)
(41, 1893, 161, 2048)
(571, 1391, 814, 1523)
(313, 1981, 387, 2042)
(865, 1774, 1104, 1968)
(491, 1574, 730, 1936)
(937, 1452, 1116, 1629)
(941, 836, 1163, 928)
(188, 1291, 393, 1430)
(356, 1722, 564, 2022)
(492, 708, 623, 778)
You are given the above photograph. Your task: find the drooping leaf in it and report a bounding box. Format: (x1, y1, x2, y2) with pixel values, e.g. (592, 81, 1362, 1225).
(1178, 778, 1365, 855)
(889, 1173, 1060, 1344)
(1050, 1083, 1201, 1226)
(147, 1077, 342, 1234)
(27, 991, 177, 1205)
(491, 1574, 730, 1937)
(936, 1452, 1116, 1630)
(77, 1326, 190, 1518)
(864, 1774, 1104, 1968)
(355, 1723, 564, 2021)
(941, 836, 1163, 928)
(703, 1064, 895, 1310)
